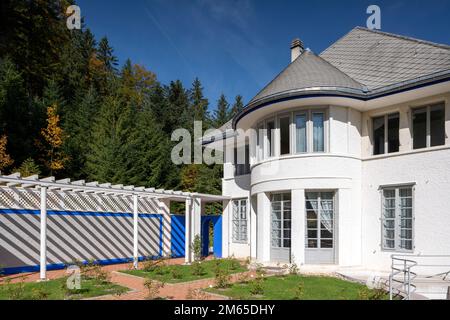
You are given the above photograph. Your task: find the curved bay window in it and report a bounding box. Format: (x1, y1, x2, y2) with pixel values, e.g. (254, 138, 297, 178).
(255, 108, 328, 161)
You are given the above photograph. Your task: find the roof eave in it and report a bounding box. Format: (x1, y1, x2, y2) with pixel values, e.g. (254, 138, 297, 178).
(233, 71, 450, 129)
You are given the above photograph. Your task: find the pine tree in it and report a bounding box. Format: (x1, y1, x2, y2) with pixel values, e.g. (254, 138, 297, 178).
(165, 80, 190, 134)
(213, 94, 231, 127)
(86, 95, 135, 184)
(0, 57, 40, 165)
(230, 95, 244, 117)
(130, 109, 179, 188)
(13, 158, 41, 177)
(97, 37, 118, 73)
(63, 86, 99, 179)
(189, 78, 209, 124)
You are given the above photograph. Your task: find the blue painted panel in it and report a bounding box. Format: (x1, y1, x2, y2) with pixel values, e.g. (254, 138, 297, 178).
(200, 215, 222, 258)
(170, 215, 185, 258)
(213, 216, 222, 258)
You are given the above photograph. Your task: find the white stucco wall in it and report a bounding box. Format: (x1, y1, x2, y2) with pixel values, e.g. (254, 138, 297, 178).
(362, 147, 450, 271)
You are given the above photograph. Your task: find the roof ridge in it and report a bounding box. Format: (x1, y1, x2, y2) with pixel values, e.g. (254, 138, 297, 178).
(248, 51, 308, 104)
(353, 26, 450, 50)
(313, 51, 367, 90)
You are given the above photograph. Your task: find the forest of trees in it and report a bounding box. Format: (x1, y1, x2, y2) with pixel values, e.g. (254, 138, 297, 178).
(0, 1, 244, 212)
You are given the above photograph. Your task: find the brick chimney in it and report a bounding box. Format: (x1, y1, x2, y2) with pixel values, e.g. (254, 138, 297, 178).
(291, 38, 304, 62)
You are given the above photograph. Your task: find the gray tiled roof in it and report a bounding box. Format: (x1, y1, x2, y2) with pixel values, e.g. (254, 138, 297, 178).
(320, 27, 450, 90)
(248, 27, 450, 107)
(250, 50, 366, 104)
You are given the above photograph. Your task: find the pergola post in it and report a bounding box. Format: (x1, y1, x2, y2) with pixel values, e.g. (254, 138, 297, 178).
(133, 194, 139, 269)
(184, 197, 192, 264)
(39, 186, 47, 280)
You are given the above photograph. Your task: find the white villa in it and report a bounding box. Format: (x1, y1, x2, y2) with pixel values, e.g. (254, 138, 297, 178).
(205, 27, 450, 272)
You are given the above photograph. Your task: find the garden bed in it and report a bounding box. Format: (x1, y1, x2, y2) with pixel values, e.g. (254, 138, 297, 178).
(121, 258, 247, 284)
(205, 274, 389, 300)
(0, 277, 128, 300)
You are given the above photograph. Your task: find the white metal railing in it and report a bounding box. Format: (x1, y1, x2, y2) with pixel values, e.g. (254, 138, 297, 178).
(390, 255, 417, 300)
(390, 255, 450, 300)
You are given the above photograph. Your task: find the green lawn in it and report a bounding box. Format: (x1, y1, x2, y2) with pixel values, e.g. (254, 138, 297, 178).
(121, 258, 247, 283)
(0, 277, 128, 300)
(206, 274, 389, 300)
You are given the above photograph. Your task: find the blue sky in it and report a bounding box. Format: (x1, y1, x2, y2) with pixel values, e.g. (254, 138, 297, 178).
(77, 0, 450, 110)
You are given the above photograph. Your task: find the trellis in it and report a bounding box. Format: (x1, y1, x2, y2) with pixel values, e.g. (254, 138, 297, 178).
(0, 172, 227, 279)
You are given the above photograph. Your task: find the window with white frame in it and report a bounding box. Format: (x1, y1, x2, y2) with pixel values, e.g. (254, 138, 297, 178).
(381, 186, 414, 251)
(373, 113, 400, 155)
(255, 109, 327, 161)
(413, 103, 445, 150)
(232, 199, 247, 243)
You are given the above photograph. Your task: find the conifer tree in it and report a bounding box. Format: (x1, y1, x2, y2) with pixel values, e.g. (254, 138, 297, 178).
(213, 94, 231, 127)
(190, 78, 209, 124)
(86, 95, 135, 184)
(231, 95, 244, 117)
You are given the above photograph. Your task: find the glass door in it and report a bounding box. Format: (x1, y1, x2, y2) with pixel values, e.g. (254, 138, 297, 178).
(305, 192, 335, 264)
(271, 193, 291, 262)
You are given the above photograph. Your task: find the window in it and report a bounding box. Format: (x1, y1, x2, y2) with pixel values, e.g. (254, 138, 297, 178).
(271, 193, 291, 248)
(256, 123, 264, 161)
(267, 120, 275, 157)
(295, 113, 307, 153)
(255, 109, 328, 161)
(373, 116, 385, 155)
(305, 192, 334, 249)
(373, 113, 400, 155)
(279, 116, 290, 155)
(381, 186, 414, 251)
(234, 145, 250, 176)
(232, 199, 247, 243)
(413, 103, 445, 149)
(313, 112, 325, 152)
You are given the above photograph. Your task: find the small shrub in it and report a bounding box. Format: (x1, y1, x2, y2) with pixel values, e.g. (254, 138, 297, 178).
(228, 257, 241, 271)
(289, 262, 299, 275)
(31, 287, 50, 300)
(143, 279, 165, 300)
(237, 273, 250, 283)
(191, 260, 206, 276)
(214, 269, 231, 289)
(170, 267, 182, 279)
(142, 258, 168, 276)
(5, 277, 26, 300)
(191, 235, 202, 262)
(186, 288, 209, 300)
(249, 278, 264, 296)
(212, 259, 222, 274)
(254, 263, 265, 276)
(293, 281, 304, 300)
(81, 261, 110, 283)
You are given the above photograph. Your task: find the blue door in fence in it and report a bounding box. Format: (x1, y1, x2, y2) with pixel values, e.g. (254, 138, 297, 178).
(201, 215, 222, 258)
(170, 214, 222, 258)
(170, 215, 185, 258)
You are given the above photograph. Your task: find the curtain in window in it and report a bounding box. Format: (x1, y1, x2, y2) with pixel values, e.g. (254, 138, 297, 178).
(296, 114, 307, 153)
(320, 199, 333, 232)
(313, 113, 324, 152)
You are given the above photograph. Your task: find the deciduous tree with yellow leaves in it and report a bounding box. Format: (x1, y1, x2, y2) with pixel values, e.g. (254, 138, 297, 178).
(0, 135, 14, 172)
(37, 104, 68, 176)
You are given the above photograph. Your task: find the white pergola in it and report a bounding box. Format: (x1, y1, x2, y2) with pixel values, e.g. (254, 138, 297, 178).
(0, 172, 228, 280)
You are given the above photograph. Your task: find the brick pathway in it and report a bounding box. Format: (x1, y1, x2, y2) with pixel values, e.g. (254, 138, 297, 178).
(1, 258, 255, 300)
